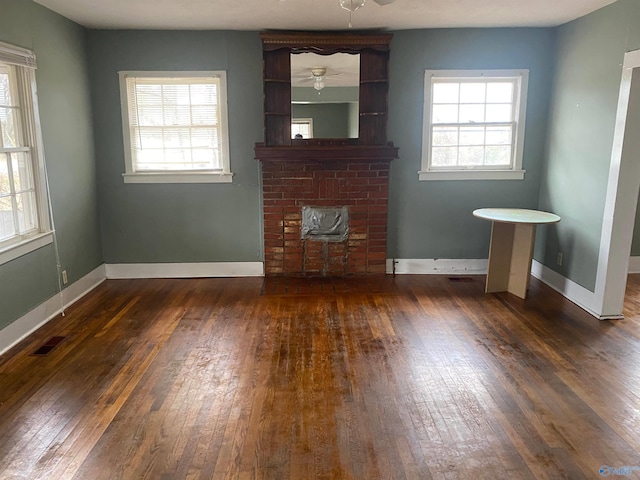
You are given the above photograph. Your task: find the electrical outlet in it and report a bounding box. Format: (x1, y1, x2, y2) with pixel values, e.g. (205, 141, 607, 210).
(557, 253, 563, 266)
(62, 270, 68, 285)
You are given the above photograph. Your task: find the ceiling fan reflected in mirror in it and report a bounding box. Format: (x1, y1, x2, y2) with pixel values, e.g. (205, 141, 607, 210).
(311, 67, 326, 91)
(293, 66, 345, 92)
(340, 0, 397, 28)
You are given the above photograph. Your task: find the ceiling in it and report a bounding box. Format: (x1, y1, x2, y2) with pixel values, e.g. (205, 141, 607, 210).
(33, 0, 617, 31)
(291, 53, 359, 87)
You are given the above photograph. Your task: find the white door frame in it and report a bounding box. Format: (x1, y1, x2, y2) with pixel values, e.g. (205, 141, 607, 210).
(593, 49, 640, 319)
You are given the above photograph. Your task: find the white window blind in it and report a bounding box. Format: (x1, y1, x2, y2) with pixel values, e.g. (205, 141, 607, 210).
(0, 42, 52, 264)
(122, 74, 229, 174)
(292, 118, 313, 139)
(0, 41, 37, 68)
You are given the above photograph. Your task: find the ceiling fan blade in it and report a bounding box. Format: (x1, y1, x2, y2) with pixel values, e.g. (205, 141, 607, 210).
(371, 0, 396, 5)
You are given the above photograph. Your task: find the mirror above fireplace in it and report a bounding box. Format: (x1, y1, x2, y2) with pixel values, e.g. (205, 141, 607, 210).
(291, 52, 360, 139)
(258, 31, 394, 146)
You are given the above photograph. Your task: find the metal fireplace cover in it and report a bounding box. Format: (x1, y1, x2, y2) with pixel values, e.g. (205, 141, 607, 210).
(301, 206, 349, 242)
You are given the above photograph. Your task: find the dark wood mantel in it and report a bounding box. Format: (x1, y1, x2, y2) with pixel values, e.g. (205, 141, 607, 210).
(260, 31, 393, 52)
(254, 143, 399, 162)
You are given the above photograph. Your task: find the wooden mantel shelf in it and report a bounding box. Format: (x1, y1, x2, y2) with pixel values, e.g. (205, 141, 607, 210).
(254, 143, 399, 162)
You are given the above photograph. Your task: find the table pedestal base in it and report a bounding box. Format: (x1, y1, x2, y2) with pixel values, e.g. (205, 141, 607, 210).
(485, 222, 536, 299)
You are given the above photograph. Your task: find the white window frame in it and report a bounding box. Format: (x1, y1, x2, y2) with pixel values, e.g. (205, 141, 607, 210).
(0, 41, 53, 267)
(419, 69, 528, 181)
(118, 71, 232, 184)
(292, 118, 314, 139)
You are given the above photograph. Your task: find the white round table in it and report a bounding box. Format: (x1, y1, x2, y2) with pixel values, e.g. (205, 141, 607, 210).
(473, 208, 560, 299)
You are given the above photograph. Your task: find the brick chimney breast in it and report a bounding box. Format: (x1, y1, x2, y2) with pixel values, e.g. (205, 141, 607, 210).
(256, 146, 396, 277)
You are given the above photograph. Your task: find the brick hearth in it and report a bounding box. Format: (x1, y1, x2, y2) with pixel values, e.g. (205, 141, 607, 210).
(259, 157, 391, 276)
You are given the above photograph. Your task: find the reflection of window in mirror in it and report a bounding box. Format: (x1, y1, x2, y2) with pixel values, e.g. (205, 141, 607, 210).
(292, 118, 313, 139)
(291, 52, 359, 139)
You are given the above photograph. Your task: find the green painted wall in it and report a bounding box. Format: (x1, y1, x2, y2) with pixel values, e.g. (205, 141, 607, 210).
(86, 30, 263, 263)
(538, 0, 640, 290)
(4, 0, 634, 332)
(348, 102, 358, 138)
(0, 0, 102, 329)
(628, 0, 640, 257)
(291, 86, 358, 103)
(632, 209, 640, 255)
(292, 103, 351, 138)
(88, 27, 557, 266)
(387, 28, 556, 260)
(290, 87, 358, 137)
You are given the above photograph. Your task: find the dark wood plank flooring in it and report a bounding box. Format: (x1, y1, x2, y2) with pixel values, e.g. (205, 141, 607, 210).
(1, 274, 640, 479)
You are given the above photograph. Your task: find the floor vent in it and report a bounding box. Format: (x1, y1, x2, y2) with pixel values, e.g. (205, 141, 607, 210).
(448, 277, 474, 282)
(31, 336, 65, 356)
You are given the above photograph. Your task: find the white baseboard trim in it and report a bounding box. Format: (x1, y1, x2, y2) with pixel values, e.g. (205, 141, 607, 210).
(530, 260, 613, 319)
(105, 262, 264, 279)
(628, 256, 640, 274)
(385, 258, 614, 320)
(0, 264, 107, 356)
(386, 258, 488, 275)
(2, 257, 617, 356)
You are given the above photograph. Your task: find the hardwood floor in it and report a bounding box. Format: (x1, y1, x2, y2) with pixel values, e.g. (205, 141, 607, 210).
(1, 274, 640, 479)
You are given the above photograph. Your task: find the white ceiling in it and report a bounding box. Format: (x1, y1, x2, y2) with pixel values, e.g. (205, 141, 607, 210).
(291, 53, 359, 87)
(33, 0, 617, 31)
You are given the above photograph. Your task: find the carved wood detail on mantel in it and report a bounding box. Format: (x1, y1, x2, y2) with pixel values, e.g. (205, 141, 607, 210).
(260, 31, 393, 53)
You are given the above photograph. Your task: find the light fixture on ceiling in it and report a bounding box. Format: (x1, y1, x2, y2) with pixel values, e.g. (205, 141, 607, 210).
(339, 0, 396, 28)
(311, 67, 326, 91)
(339, 0, 366, 28)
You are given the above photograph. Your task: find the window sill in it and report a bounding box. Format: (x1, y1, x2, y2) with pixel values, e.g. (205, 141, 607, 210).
(0, 232, 54, 267)
(122, 172, 234, 184)
(418, 169, 526, 181)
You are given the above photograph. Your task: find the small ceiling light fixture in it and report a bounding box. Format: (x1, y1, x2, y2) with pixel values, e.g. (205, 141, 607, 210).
(339, 0, 396, 28)
(339, 0, 366, 28)
(311, 67, 327, 91)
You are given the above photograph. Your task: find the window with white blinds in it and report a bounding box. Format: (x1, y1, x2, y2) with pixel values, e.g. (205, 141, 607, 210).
(0, 41, 52, 265)
(292, 118, 313, 139)
(119, 72, 232, 183)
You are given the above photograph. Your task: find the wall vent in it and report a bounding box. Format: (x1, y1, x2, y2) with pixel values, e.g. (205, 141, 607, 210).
(448, 277, 474, 282)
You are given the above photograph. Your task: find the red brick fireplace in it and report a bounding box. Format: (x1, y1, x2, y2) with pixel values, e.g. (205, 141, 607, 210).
(255, 32, 398, 277)
(256, 145, 397, 276)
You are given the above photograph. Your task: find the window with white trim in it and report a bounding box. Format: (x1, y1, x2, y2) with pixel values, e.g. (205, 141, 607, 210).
(420, 70, 528, 181)
(119, 71, 232, 184)
(0, 41, 52, 266)
(292, 118, 313, 139)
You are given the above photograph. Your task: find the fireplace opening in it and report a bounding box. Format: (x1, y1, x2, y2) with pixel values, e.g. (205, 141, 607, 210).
(301, 206, 349, 242)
